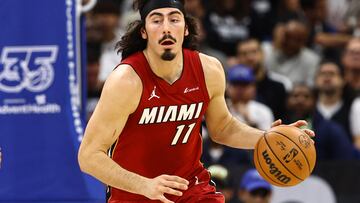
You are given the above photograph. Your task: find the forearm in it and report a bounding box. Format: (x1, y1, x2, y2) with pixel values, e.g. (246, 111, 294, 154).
(79, 150, 148, 196)
(354, 136, 360, 151)
(210, 116, 264, 149)
(316, 33, 352, 47)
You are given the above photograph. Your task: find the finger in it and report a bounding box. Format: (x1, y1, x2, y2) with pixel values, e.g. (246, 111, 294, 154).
(271, 119, 282, 127)
(159, 195, 174, 203)
(303, 129, 315, 137)
(161, 186, 183, 196)
(163, 175, 189, 185)
(290, 120, 308, 128)
(163, 180, 188, 190)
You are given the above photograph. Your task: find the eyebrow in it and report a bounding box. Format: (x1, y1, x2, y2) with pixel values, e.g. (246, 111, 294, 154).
(148, 10, 182, 18)
(148, 12, 163, 18)
(168, 11, 182, 16)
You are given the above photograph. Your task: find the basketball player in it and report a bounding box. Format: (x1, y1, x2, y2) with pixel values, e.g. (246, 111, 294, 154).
(78, 1, 315, 203)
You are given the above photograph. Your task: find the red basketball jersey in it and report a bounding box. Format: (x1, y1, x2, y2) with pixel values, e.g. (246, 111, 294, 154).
(108, 49, 210, 202)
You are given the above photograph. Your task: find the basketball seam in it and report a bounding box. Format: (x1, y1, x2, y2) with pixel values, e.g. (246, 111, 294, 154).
(270, 130, 311, 175)
(264, 133, 304, 181)
(255, 137, 284, 186)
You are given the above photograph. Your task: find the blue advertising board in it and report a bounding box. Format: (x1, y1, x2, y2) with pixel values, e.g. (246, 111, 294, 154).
(0, 0, 104, 202)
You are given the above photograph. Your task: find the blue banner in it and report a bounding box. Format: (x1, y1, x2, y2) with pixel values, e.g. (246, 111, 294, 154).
(0, 0, 104, 202)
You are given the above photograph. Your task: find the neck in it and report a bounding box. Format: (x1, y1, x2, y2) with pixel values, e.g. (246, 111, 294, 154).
(318, 91, 342, 106)
(143, 48, 183, 84)
(256, 66, 266, 81)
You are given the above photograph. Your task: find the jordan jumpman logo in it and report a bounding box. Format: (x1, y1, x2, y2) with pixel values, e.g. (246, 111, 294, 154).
(148, 86, 160, 100)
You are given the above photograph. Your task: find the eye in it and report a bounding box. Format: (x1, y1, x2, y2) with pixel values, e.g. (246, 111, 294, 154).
(150, 17, 162, 24)
(170, 18, 180, 23)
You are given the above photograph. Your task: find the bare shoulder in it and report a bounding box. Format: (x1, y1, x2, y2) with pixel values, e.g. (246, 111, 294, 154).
(105, 64, 142, 89)
(199, 53, 226, 99)
(101, 64, 142, 114)
(199, 53, 224, 75)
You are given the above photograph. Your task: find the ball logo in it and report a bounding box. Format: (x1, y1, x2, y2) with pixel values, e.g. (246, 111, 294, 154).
(283, 148, 298, 163)
(294, 159, 303, 170)
(262, 150, 291, 184)
(0, 46, 58, 93)
(276, 140, 286, 151)
(299, 134, 311, 148)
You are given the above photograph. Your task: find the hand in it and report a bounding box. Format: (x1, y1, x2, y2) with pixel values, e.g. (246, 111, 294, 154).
(273, 24, 285, 49)
(142, 175, 189, 203)
(271, 119, 315, 138)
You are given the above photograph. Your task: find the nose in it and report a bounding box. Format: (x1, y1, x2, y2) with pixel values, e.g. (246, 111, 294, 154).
(162, 19, 171, 34)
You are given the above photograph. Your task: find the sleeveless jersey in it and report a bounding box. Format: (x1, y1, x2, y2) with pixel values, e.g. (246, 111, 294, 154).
(108, 49, 210, 202)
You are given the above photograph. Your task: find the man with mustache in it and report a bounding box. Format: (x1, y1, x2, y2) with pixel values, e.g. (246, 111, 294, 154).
(78, 1, 314, 203)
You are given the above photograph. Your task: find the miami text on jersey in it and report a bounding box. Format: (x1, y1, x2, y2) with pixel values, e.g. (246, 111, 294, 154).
(139, 102, 204, 124)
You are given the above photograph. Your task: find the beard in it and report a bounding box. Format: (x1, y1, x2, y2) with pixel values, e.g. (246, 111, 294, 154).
(161, 49, 176, 61)
(320, 86, 337, 96)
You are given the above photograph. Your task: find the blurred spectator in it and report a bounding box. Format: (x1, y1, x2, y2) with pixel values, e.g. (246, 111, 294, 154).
(342, 38, 360, 99)
(208, 165, 236, 203)
(326, 0, 349, 31)
(120, 0, 140, 28)
(201, 136, 252, 168)
(226, 65, 274, 130)
(86, 42, 102, 121)
(236, 38, 288, 120)
(263, 19, 320, 87)
(314, 60, 352, 142)
(87, 1, 121, 43)
(203, 0, 252, 56)
(301, 0, 351, 62)
(196, 19, 228, 68)
(350, 97, 360, 150)
(249, 0, 278, 40)
(271, 175, 336, 203)
(277, 0, 304, 22)
(285, 83, 357, 160)
(344, 0, 360, 35)
(87, 1, 123, 83)
(283, 0, 301, 12)
(313, 112, 359, 161)
(184, 0, 205, 19)
(284, 83, 314, 125)
(238, 168, 272, 203)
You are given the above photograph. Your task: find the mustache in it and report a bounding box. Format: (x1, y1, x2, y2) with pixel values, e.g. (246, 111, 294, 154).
(158, 34, 177, 44)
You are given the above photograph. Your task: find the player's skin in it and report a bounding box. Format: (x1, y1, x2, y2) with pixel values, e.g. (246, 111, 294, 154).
(78, 7, 315, 203)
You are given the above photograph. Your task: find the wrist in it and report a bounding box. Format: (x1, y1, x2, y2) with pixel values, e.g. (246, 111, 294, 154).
(258, 130, 266, 141)
(135, 176, 150, 196)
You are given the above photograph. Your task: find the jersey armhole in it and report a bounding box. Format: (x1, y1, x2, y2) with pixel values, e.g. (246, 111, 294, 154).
(195, 52, 211, 103)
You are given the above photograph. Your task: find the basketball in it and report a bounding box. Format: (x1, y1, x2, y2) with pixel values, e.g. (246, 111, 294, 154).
(253, 125, 316, 187)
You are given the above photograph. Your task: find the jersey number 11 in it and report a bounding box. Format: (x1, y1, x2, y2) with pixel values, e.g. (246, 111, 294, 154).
(171, 123, 196, 146)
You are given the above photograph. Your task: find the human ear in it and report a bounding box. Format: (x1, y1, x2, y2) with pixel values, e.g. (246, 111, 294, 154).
(141, 27, 148, 39)
(184, 25, 189, 36)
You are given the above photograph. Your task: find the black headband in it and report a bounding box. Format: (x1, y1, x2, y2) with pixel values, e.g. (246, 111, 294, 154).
(140, 0, 186, 21)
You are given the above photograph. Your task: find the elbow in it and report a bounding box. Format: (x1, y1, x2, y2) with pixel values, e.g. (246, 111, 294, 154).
(209, 132, 226, 145)
(208, 127, 227, 144)
(78, 145, 91, 173)
(208, 115, 233, 144)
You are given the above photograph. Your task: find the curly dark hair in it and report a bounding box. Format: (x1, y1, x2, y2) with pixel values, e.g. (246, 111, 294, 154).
(115, 0, 199, 60)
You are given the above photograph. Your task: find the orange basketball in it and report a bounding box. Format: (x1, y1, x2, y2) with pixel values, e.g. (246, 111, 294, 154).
(253, 125, 316, 187)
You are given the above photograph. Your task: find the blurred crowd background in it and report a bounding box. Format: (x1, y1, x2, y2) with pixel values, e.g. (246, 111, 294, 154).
(84, 0, 360, 202)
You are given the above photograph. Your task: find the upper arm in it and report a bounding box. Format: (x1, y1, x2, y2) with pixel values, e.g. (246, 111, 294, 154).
(200, 53, 232, 138)
(79, 65, 142, 155)
(350, 98, 360, 136)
